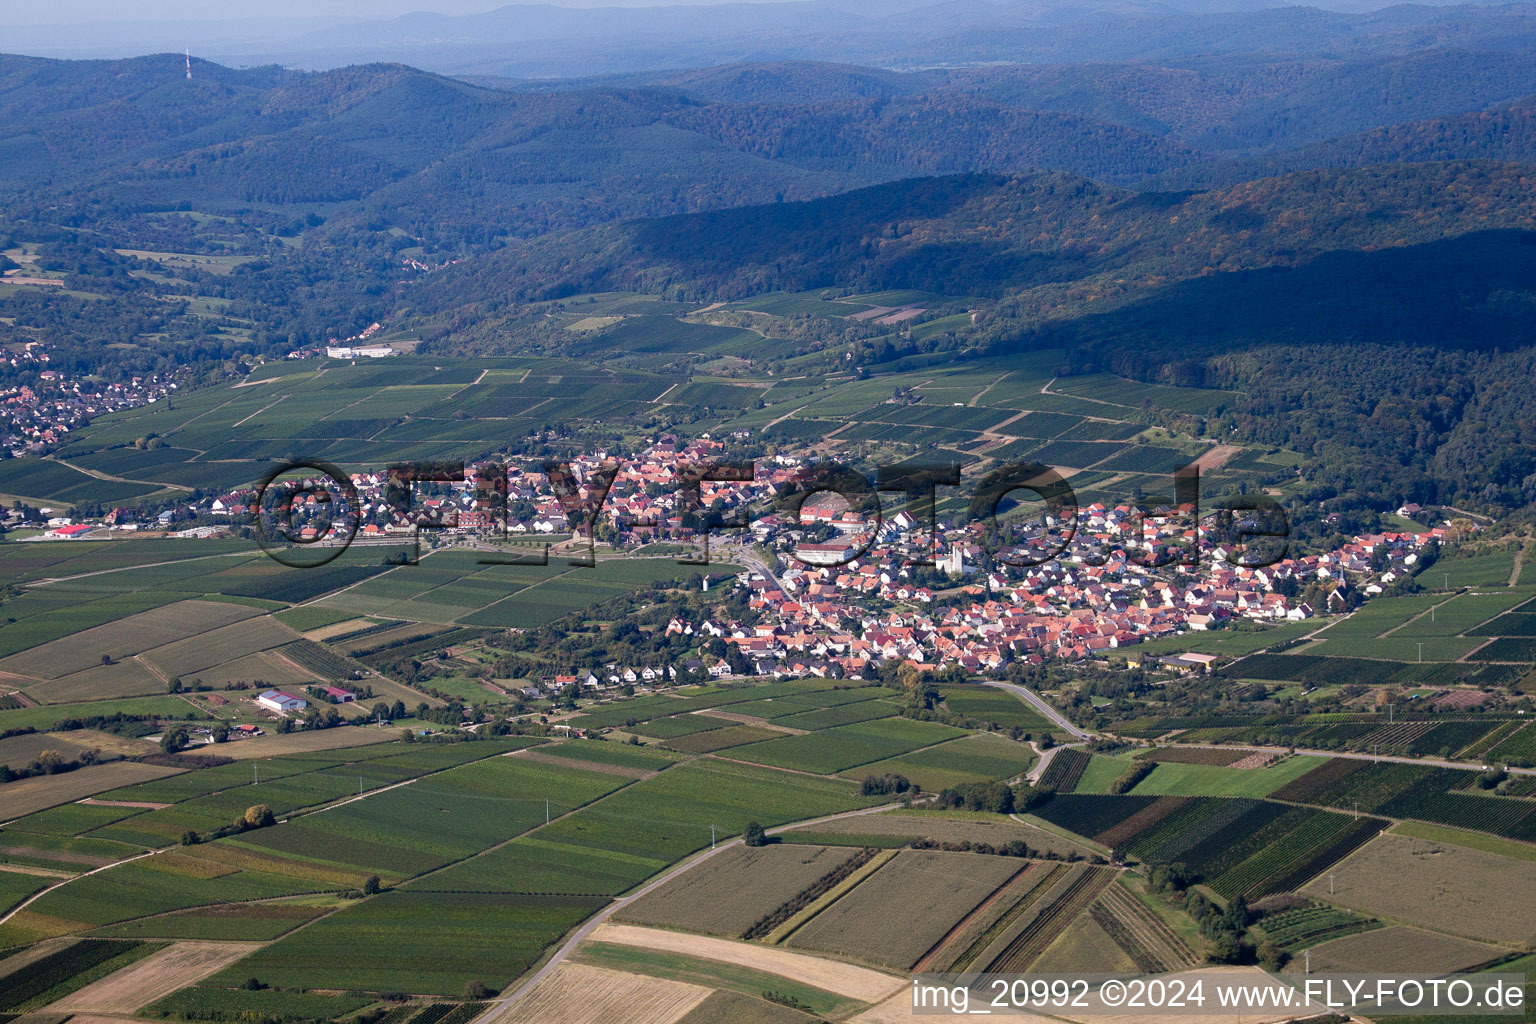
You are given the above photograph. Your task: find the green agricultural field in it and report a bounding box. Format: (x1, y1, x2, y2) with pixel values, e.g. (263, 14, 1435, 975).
(572, 680, 847, 731)
(1317, 594, 1444, 639)
(628, 714, 728, 739)
(728, 717, 966, 774)
(614, 844, 860, 937)
(514, 740, 683, 773)
(204, 891, 605, 995)
(2, 802, 150, 839)
(939, 687, 1053, 731)
(1127, 620, 1321, 659)
(765, 701, 898, 731)
(0, 829, 142, 873)
(1128, 756, 1330, 798)
(146, 985, 372, 1023)
(1306, 636, 1483, 662)
(1393, 590, 1535, 637)
(229, 746, 623, 879)
(1389, 821, 1536, 864)
(839, 733, 1035, 791)
(272, 606, 360, 632)
(1433, 552, 1520, 589)
(1072, 754, 1135, 795)
(661, 724, 785, 753)
(14, 859, 325, 935)
(0, 872, 47, 917)
(417, 758, 877, 897)
(91, 899, 335, 940)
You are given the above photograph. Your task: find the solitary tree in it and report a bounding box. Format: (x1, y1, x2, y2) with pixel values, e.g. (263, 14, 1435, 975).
(743, 821, 767, 847)
(160, 727, 188, 754)
(243, 804, 276, 829)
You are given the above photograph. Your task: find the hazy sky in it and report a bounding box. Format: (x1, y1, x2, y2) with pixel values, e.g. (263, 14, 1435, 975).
(7, 0, 801, 26)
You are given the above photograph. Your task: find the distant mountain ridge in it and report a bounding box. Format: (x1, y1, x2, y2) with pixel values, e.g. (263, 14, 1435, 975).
(232, 1, 1536, 78)
(4, 47, 1536, 248)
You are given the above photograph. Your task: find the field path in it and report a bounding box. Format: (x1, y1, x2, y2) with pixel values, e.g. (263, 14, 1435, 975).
(0, 848, 157, 926)
(46, 455, 193, 494)
(77, 798, 171, 809)
(982, 680, 1092, 740)
(763, 404, 810, 430)
(968, 371, 1010, 407)
(472, 801, 899, 1024)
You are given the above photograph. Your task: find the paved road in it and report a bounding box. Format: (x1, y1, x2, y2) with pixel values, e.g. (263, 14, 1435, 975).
(730, 542, 790, 596)
(982, 680, 1094, 741)
(472, 801, 899, 1024)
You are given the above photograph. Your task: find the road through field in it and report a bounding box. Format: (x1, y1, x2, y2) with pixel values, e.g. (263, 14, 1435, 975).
(474, 801, 899, 1024)
(982, 680, 1092, 740)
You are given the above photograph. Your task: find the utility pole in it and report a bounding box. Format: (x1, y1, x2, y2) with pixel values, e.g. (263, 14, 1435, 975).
(711, 825, 716, 850)
(1417, 642, 1423, 665)
(254, 764, 259, 785)
(1329, 873, 1335, 895)
(545, 798, 550, 825)
(1304, 950, 1311, 975)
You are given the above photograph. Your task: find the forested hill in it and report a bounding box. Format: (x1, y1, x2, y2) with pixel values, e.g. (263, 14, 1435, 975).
(1160, 97, 1536, 188)
(6, 48, 1536, 249)
(421, 161, 1536, 312)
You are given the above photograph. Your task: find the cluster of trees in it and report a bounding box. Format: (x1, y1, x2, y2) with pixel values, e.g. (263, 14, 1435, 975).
(1144, 864, 1273, 966)
(0, 746, 103, 784)
(179, 802, 276, 847)
(934, 780, 1050, 814)
(908, 836, 1100, 863)
(859, 773, 914, 796)
(1107, 759, 1156, 795)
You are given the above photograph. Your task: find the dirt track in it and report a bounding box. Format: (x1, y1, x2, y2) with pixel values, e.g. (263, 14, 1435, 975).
(590, 924, 904, 1002)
